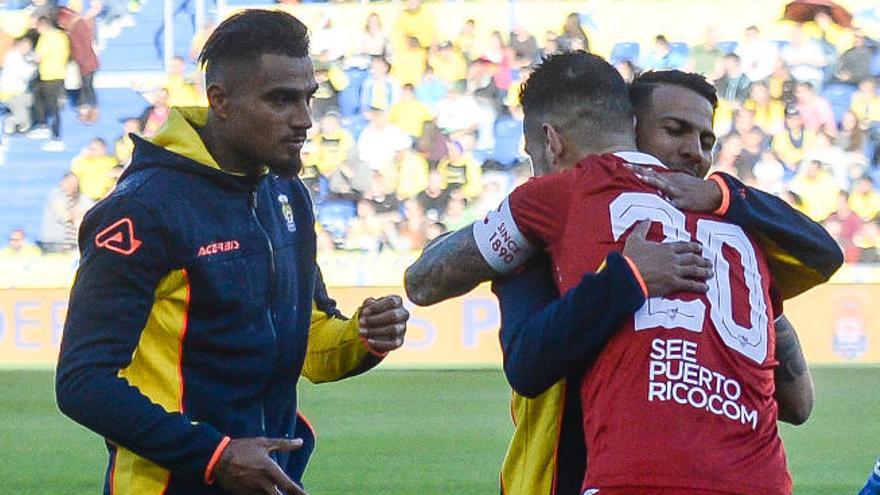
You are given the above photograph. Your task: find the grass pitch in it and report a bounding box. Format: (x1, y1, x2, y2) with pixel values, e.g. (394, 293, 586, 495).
(0, 368, 876, 494)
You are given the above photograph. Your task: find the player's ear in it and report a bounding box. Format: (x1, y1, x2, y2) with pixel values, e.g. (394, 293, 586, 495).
(206, 83, 229, 120)
(543, 123, 564, 163)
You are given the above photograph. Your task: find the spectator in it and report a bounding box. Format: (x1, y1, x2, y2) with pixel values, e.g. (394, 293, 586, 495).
(752, 150, 787, 194)
(689, 27, 724, 78)
(848, 176, 880, 222)
(359, 12, 389, 58)
(772, 106, 817, 168)
(38, 172, 93, 253)
(428, 41, 467, 86)
(416, 170, 451, 222)
(781, 25, 828, 89)
(441, 195, 478, 230)
(393, 0, 436, 53)
(854, 221, 880, 263)
(311, 55, 348, 119)
(744, 81, 785, 135)
(70, 137, 120, 201)
(415, 119, 448, 165)
(31, 16, 69, 151)
(483, 103, 525, 174)
(393, 139, 429, 200)
(360, 56, 400, 113)
(726, 107, 767, 144)
(835, 111, 867, 154)
(485, 31, 514, 92)
(415, 65, 447, 109)
(162, 55, 199, 108)
(833, 29, 876, 84)
(540, 30, 561, 59)
(357, 107, 409, 178)
(510, 25, 539, 68)
(714, 53, 751, 105)
(642, 35, 685, 70)
(795, 81, 837, 136)
(363, 171, 400, 214)
(139, 87, 170, 138)
(114, 117, 141, 166)
(328, 160, 371, 200)
(390, 84, 433, 139)
(558, 12, 589, 52)
(0, 37, 36, 135)
(314, 111, 355, 178)
(851, 77, 880, 123)
(0, 228, 42, 259)
(345, 199, 386, 252)
(57, 6, 99, 124)
(392, 36, 428, 90)
(455, 18, 479, 63)
(824, 191, 864, 262)
(437, 137, 481, 199)
(736, 25, 778, 82)
(386, 198, 428, 251)
(767, 59, 798, 105)
(788, 159, 840, 221)
(311, 14, 346, 62)
(434, 81, 481, 134)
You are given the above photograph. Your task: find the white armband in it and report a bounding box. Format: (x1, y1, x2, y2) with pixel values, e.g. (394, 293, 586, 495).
(472, 197, 538, 274)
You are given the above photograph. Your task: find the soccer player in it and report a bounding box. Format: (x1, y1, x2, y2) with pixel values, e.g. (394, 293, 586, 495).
(56, 11, 409, 495)
(408, 54, 840, 493)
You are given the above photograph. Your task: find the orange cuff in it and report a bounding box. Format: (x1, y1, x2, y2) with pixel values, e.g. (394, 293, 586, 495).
(708, 174, 730, 216)
(204, 436, 231, 485)
(359, 334, 389, 358)
(623, 255, 649, 299)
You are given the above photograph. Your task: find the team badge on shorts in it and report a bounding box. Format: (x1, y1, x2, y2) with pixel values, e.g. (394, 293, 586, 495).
(278, 194, 296, 232)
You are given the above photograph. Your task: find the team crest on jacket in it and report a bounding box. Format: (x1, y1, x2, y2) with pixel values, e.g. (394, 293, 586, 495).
(278, 194, 296, 232)
(95, 218, 142, 256)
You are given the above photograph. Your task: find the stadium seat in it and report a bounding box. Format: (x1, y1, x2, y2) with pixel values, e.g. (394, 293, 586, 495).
(821, 83, 858, 126)
(317, 199, 357, 241)
(716, 41, 738, 54)
(610, 42, 640, 65)
(669, 42, 690, 60)
(338, 68, 368, 117)
(870, 51, 880, 77)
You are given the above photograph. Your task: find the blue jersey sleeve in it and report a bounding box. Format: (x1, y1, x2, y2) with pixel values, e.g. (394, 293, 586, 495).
(494, 252, 646, 398)
(714, 172, 844, 299)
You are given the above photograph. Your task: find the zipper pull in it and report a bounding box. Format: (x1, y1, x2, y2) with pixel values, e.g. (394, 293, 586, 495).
(251, 189, 258, 210)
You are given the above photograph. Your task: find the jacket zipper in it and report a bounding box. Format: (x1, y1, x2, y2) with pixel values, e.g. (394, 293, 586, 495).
(251, 187, 276, 437)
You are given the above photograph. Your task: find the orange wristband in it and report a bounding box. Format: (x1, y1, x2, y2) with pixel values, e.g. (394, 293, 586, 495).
(204, 436, 231, 485)
(708, 174, 730, 216)
(623, 255, 649, 299)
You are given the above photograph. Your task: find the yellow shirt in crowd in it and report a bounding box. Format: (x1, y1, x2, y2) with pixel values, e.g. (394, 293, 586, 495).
(428, 50, 467, 84)
(851, 92, 880, 123)
(390, 99, 433, 138)
(395, 150, 429, 200)
(36, 28, 70, 81)
(849, 190, 880, 222)
(744, 99, 786, 134)
(437, 152, 482, 199)
(392, 5, 436, 51)
(771, 129, 817, 167)
(789, 171, 840, 221)
(164, 75, 203, 108)
(314, 129, 354, 177)
(392, 46, 428, 88)
(71, 155, 119, 201)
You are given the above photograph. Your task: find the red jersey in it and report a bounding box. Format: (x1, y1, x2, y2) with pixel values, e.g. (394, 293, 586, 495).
(505, 152, 791, 494)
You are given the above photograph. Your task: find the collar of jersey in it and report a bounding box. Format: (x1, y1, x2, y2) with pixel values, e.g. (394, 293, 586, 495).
(150, 106, 266, 177)
(613, 151, 667, 169)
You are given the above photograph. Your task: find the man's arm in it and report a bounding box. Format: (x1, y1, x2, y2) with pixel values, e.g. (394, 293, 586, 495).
(773, 315, 814, 425)
(497, 221, 713, 397)
(301, 267, 408, 383)
(404, 225, 499, 306)
(628, 165, 844, 298)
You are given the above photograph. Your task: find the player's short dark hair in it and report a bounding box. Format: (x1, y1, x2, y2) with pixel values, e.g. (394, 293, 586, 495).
(198, 9, 309, 85)
(519, 51, 633, 139)
(630, 70, 719, 112)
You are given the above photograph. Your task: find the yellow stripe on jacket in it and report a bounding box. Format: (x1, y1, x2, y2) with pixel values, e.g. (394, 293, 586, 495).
(115, 269, 190, 494)
(501, 381, 566, 495)
(301, 304, 369, 384)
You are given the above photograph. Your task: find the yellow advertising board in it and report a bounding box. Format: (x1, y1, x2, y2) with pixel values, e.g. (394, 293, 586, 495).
(1, 284, 878, 366)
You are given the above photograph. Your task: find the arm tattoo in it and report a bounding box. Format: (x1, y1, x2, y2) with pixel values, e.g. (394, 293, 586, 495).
(774, 316, 808, 383)
(405, 226, 499, 306)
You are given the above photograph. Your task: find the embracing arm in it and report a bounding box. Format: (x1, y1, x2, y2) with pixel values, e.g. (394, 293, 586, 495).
(404, 225, 498, 306)
(773, 315, 814, 425)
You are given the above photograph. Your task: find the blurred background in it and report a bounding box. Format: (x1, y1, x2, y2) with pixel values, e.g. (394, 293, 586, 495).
(0, 0, 877, 493)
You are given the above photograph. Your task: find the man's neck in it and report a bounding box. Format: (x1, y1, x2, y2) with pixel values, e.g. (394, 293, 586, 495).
(198, 118, 254, 177)
(562, 137, 638, 169)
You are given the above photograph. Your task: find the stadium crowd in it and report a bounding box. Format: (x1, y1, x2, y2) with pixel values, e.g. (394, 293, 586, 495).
(1, 0, 880, 265)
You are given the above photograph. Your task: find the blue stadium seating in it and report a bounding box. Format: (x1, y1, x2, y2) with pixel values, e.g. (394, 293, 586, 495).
(716, 41, 738, 55)
(669, 42, 690, 60)
(870, 50, 880, 77)
(0, 89, 148, 241)
(821, 83, 858, 126)
(610, 42, 640, 65)
(317, 199, 357, 241)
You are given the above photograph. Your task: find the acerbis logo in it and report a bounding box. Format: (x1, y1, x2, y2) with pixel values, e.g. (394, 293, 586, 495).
(197, 240, 241, 257)
(95, 218, 143, 256)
